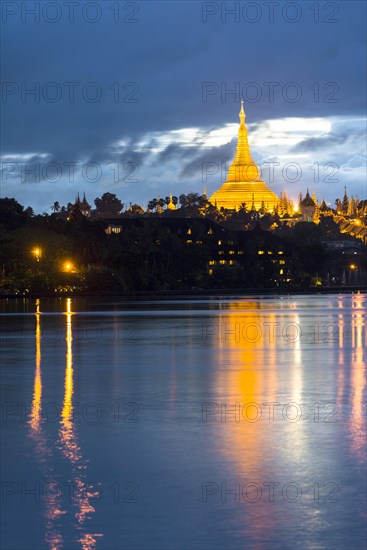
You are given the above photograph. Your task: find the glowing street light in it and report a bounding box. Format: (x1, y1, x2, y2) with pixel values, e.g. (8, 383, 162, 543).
(32, 247, 42, 261)
(349, 264, 357, 270)
(63, 261, 75, 273)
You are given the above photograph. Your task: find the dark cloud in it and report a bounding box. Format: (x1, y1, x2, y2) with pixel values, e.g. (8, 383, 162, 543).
(1, 0, 366, 210)
(292, 132, 348, 152)
(292, 127, 366, 153)
(180, 141, 235, 178)
(154, 143, 200, 164)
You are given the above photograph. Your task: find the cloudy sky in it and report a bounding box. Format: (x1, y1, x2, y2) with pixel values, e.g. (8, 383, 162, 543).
(1, 0, 366, 212)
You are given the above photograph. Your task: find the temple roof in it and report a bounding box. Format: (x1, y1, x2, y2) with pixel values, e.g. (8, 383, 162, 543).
(320, 199, 330, 211)
(300, 190, 315, 207)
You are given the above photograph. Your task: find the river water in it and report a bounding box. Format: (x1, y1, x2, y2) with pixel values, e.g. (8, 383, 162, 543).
(1, 294, 366, 549)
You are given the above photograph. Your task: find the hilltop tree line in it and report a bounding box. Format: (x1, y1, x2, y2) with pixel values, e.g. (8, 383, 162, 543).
(0, 196, 365, 294)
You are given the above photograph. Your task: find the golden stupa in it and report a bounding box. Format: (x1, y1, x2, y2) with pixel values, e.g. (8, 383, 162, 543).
(166, 192, 177, 210)
(209, 101, 279, 212)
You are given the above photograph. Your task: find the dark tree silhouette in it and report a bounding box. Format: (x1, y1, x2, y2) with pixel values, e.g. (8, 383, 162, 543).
(94, 193, 124, 218)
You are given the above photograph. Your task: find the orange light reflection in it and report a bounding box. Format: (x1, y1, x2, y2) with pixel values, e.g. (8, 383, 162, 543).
(348, 295, 366, 463)
(58, 298, 103, 549)
(28, 299, 64, 550)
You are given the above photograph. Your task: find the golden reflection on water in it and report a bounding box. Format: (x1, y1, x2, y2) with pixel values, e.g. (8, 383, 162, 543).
(348, 294, 366, 463)
(214, 303, 281, 541)
(58, 298, 102, 549)
(29, 299, 42, 432)
(213, 298, 366, 542)
(336, 294, 366, 464)
(28, 299, 64, 550)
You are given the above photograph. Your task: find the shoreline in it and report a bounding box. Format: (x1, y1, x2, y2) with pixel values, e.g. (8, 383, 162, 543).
(1, 286, 366, 299)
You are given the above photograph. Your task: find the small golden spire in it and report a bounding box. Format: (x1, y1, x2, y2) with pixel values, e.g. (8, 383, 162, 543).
(239, 99, 245, 124)
(156, 195, 162, 213)
(251, 193, 255, 210)
(167, 192, 176, 211)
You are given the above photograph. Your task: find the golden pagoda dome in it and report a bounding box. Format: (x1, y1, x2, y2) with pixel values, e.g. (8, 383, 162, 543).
(166, 192, 177, 210)
(209, 101, 279, 212)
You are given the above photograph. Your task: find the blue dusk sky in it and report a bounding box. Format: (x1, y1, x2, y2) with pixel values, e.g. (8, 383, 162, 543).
(1, 0, 366, 212)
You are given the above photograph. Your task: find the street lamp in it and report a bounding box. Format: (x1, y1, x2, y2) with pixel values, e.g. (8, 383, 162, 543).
(32, 247, 42, 262)
(63, 261, 75, 273)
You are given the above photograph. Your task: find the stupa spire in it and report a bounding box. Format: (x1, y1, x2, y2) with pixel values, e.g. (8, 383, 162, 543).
(227, 99, 259, 183)
(208, 103, 278, 212)
(239, 99, 245, 123)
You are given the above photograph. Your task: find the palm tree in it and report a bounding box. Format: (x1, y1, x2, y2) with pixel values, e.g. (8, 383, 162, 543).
(147, 198, 158, 212)
(51, 201, 60, 213)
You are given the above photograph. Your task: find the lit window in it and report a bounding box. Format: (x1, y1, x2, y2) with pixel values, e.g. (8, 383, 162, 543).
(229, 250, 235, 255)
(258, 251, 264, 255)
(229, 260, 235, 265)
(208, 269, 213, 275)
(218, 240, 222, 245)
(187, 228, 192, 235)
(267, 251, 273, 255)
(279, 260, 285, 265)
(107, 226, 121, 234)
(280, 269, 284, 275)
(218, 251, 224, 255)
(278, 251, 284, 255)
(238, 251, 244, 255)
(219, 260, 226, 265)
(208, 228, 214, 235)
(186, 239, 192, 244)
(209, 260, 215, 266)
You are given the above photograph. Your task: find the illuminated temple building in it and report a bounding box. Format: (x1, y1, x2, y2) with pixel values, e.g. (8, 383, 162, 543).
(209, 101, 279, 212)
(74, 101, 367, 241)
